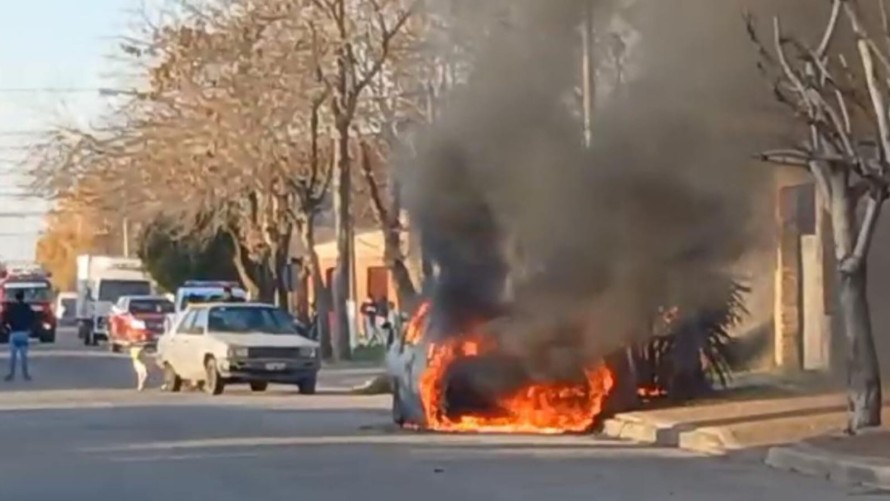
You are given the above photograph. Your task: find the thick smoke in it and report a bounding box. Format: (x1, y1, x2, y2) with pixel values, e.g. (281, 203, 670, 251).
(405, 0, 784, 382)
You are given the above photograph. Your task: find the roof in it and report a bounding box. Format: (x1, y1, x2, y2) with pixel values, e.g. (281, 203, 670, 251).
(123, 295, 171, 301)
(2, 274, 51, 283)
(181, 280, 242, 288)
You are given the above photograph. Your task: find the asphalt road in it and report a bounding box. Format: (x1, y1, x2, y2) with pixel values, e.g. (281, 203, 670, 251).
(0, 329, 879, 500)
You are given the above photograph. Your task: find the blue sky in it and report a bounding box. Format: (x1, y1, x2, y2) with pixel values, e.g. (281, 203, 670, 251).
(0, 0, 135, 261)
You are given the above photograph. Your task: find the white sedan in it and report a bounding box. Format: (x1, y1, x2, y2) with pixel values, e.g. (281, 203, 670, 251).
(156, 303, 321, 395)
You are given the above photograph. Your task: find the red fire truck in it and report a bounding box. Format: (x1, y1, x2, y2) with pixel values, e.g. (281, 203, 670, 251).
(0, 269, 56, 344)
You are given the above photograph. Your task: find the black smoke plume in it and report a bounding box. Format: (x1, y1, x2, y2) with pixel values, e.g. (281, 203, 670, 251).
(405, 0, 784, 384)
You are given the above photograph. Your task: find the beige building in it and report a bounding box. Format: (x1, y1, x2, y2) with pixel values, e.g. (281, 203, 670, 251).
(311, 230, 396, 306)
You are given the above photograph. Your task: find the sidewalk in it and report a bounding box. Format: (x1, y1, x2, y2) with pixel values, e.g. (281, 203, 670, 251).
(766, 428, 890, 491)
(602, 373, 844, 450)
(599, 373, 890, 490)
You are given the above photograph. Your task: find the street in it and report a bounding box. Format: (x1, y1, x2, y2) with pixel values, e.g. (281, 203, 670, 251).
(0, 329, 874, 500)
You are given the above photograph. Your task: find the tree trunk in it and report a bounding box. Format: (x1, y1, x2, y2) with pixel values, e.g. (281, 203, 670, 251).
(828, 173, 883, 431)
(228, 231, 260, 299)
(301, 222, 333, 360)
(382, 226, 418, 312)
(274, 231, 291, 311)
(839, 264, 883, 431)
(255, 258, 277, 304)
(332, 121, 353, 361)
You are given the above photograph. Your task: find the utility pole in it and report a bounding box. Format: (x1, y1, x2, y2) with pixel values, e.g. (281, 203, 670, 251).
(581, 0, 596, 148)
(122, 218, 129, 257)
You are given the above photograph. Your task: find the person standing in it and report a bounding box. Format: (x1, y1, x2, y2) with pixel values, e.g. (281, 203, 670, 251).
(3, 290, 35, 381)
(359, 295, 378, 345)
(384, 300, 400, 347)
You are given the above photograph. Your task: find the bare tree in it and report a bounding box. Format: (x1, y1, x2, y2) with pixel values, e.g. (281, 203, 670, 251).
(748, 0, 889, 431)
(309, 0, 419, 359)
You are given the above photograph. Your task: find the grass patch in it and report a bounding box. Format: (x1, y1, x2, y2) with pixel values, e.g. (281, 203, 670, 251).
(351, 344, 386, 363)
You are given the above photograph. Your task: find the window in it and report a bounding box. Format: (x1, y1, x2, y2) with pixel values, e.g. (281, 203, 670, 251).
(177, 287, 246, 310)
(176, 310, 197, 334)
(190, 309, 209, 335)
(97, 280, 151, 302)
(3, 283, 52, 302)
(207, 306, 297, 335)
(129, 299, 174, 314)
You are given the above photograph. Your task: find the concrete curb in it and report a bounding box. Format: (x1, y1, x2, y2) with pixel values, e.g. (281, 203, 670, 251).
(600, 413, 741, 455)
(766, 443, 890, 491)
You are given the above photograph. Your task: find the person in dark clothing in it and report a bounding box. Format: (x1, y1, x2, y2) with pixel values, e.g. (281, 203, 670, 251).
(3, 290, 35, 381)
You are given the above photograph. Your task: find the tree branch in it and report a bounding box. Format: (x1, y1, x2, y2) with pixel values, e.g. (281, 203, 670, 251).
(853, 22, 890, 174)
(842, 194, 884, 274)
(817, 0, 843, 58)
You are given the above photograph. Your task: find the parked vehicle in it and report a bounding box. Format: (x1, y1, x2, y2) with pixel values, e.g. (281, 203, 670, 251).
(0, 270, 56, 344)
(55, 292, 78, 327)
(386, 305, 427, 427)
(156, 302, 320, 395)
(164, 281, 248, 332)
(76, 255, 153, 346)
(108, 295, 174, 352)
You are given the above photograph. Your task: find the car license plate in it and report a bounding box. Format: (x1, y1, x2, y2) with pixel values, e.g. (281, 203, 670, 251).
(265, 362, 286, 371)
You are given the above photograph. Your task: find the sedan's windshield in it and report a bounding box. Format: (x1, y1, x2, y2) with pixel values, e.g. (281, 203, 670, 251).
(207, 306, 298, 335)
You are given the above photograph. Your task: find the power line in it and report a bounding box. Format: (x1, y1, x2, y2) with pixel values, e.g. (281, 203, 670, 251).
(0, 211, 45, 218)
(0, 87, 100, 94)
(0, 87, 135, 96)
(0, 131, 49, 137)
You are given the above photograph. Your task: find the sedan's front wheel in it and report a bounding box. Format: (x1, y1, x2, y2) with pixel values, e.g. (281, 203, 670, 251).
(297, 377, 317, 395)
(204, 357, 226, 396)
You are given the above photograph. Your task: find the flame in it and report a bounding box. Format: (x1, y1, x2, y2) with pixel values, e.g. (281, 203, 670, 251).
(637, 386, 668, 399)
(411, 302, 615, 434)
(404, 301, 432, 345)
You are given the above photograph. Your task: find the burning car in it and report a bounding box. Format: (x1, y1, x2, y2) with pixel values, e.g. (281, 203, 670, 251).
(388, 302, 616, 434)
(387, 277, 746, 435)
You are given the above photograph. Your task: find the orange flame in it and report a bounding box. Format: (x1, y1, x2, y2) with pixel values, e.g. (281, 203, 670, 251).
(404, 301, 432, 345)
(409, 302, 615, 434)
(637, 386, 668, 399)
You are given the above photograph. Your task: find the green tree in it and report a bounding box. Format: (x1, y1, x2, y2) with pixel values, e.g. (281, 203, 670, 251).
(138, 220, 240, 293)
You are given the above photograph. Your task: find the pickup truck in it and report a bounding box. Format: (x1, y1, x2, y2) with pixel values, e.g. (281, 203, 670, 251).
(108, 295, 174, 352)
